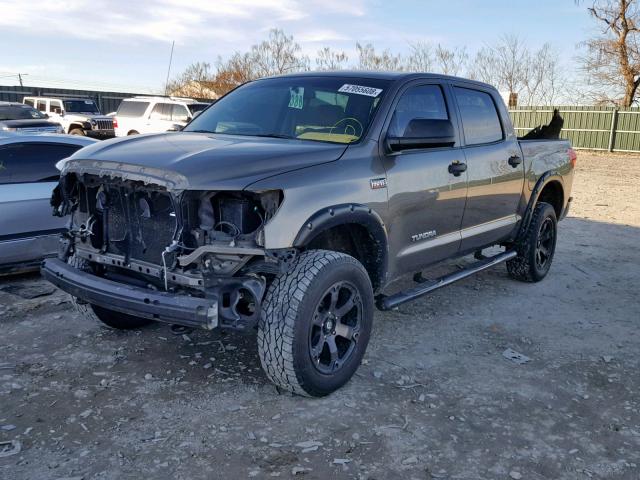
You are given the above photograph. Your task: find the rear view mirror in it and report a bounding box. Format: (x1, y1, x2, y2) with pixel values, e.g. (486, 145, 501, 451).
(386, 119, 455, 152)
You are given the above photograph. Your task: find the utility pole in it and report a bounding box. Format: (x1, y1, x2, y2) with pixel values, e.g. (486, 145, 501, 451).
(18, 73, 23, 87)
(164, 40, 175, 96)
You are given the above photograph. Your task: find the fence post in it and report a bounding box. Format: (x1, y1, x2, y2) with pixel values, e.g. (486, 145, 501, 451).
(608, 108, 619, 152)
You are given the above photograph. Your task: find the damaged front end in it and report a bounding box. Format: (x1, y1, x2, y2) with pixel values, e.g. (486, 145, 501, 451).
(43, 164, 292, 331)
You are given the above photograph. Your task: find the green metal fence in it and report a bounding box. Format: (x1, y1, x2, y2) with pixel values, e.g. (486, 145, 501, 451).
(509, 106, 640, 153)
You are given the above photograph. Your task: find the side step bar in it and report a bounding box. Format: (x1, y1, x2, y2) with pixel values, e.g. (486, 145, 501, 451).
(376, 250, 518, 310)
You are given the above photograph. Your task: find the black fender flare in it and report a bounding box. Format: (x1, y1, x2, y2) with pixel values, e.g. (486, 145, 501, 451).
(516, 171, 564, 243)
(293, 204, 389, 289)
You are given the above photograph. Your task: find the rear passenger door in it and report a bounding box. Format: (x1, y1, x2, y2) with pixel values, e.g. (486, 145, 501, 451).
(452, 85, 524, 252)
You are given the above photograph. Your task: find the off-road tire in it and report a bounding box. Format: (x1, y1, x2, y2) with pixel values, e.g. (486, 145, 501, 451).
(127, 130, 139, 136)
(68, 255, 153, 330)
(507, 202, 557, 282)
(258, 250, 374, 397)
(69, 128, 85, 136)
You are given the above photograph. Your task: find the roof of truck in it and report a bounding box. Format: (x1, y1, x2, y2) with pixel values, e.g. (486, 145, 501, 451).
(261, 70, 495, 89)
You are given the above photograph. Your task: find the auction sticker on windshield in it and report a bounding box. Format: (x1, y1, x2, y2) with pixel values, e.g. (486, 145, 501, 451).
(338, 84, 383, 97)
(289, 87, 304, 109)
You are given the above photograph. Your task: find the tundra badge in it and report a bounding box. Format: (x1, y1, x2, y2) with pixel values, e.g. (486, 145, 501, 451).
(411, 230, 437, 242)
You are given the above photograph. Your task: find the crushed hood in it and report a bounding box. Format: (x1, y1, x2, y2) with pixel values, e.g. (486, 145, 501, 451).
(62, 132, 348, 190)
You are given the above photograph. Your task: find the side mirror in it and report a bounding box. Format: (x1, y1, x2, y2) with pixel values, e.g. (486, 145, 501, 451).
(43, 113, 49, 119)
(186, 116, 193, 123)
(386, 119, 455, 152)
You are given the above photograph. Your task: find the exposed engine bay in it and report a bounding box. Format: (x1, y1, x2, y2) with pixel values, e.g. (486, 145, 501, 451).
(50, 172, 292, 330)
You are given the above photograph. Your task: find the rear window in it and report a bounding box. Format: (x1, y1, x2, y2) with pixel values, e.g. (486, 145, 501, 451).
(453, 87, 503, 145)
(117, 101, 150, 117)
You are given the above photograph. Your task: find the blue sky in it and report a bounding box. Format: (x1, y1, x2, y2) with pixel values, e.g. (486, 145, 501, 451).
(1, 0, 596, 93)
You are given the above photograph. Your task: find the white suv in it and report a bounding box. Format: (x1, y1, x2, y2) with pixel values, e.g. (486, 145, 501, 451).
(23, 97, 115, 139)
(114, 97, 210, 137)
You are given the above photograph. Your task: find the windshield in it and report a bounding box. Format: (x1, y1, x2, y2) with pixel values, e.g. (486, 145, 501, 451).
(184, 77, 390, 144)
(63, 100, 100, 114)
(0, 105, 47, 120)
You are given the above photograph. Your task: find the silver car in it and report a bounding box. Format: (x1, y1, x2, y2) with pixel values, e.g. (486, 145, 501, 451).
(0, 134, 97, 273)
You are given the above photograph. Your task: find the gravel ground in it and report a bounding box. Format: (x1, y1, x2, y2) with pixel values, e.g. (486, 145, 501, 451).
(1, 152, 639, 480)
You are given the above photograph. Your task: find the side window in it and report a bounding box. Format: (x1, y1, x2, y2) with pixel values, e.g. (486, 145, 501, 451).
(388, 85, 448, 137)
(171, 104, 190, 123)
(23, 98, 34, 107)
(453, 87, 503, 145)
(49, 100, 62, 113)
(36, 100, 46, 112)
(116, 101, 150, 117)
(0, 143, 80, 184)
(150, 103, 172, 121)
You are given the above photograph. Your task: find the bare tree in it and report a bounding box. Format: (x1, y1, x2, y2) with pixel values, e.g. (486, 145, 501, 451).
(251, 29, 310, 77)
(316, 47, 349, 70)
(356, 43, 404, 71)
(434, 45, 468, 76)
(470, 35, 562, 105)
(578, 0, 640, 106)
(167, 62, 217, 98)
(471, 34, 529, 105)
(212, 52, 257, 95)
(405, 42, 434, 72)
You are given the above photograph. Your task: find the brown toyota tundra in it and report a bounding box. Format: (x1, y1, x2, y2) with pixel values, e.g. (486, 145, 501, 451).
(43, 72, 575, 396)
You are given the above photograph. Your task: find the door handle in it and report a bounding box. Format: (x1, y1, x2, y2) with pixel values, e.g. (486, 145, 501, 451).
(508, 155, 522, 167)
(448, 161, 467, 177)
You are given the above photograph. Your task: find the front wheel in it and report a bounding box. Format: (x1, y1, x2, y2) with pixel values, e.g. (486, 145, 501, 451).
(69, 128, 85, 136)
(507, 202, 558, 282)
(258, 250, 374, 397)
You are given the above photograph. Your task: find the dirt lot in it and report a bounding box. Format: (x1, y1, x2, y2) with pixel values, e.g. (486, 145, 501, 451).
(1, 153, 639, 480)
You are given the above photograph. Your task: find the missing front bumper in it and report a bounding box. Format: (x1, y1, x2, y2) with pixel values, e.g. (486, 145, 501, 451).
(42, 258, 218, 329)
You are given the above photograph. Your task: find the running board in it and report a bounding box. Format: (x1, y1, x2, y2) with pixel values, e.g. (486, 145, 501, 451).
(376, 250, 518, 311)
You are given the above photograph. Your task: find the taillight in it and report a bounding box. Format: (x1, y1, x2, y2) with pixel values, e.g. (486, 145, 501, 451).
(113, 116, 118, 129)
(568, 148, 577, 168)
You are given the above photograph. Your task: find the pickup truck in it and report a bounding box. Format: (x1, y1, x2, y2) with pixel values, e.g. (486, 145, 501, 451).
(42, 72, 575, 397)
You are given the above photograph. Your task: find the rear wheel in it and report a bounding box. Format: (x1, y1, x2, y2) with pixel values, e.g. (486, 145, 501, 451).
(127, 130, 139, 135)
(258, 250, 373, 397)
(507, 202, 557, 282)
(68, 255, 153, 330)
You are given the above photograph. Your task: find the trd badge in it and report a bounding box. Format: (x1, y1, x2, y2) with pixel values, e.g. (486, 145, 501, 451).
(370, 178, 387, 189)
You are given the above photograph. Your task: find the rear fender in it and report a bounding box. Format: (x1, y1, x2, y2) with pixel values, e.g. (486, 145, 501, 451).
(516, 172, 564, 242)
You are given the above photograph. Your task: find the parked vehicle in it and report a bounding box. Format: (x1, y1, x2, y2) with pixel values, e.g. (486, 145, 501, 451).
(0, 102, 64, 135)
(0, 134, 97, 273)
(113, 97, 210, 136)
(42, 72, 575, 396)
(23, 97, 115, 139)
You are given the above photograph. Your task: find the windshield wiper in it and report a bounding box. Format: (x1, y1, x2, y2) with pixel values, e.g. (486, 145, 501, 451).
(189, 129, 215, 133)
(251, 133, 295, 140)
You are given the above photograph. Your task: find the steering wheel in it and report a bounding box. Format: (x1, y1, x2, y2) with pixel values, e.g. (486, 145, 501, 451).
(329, 117, 364, 138)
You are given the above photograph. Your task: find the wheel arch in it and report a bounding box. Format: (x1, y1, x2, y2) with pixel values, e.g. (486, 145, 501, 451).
(293, 204, 389, 292)
(517, 172, 565, 242)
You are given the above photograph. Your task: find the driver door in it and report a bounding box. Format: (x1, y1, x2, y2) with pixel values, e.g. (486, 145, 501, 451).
(382, 82, 468, 276)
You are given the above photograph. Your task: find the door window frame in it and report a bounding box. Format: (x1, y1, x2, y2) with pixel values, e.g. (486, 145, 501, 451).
(449, 82, 507, 148)
(378, 79, 462, 157)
